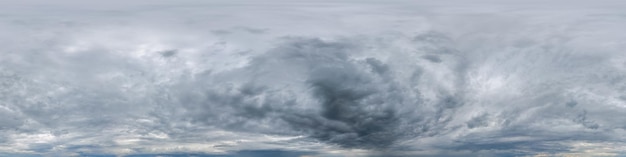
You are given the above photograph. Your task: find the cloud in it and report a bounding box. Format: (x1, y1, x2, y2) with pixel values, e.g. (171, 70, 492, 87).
(1, 0, 626, 156)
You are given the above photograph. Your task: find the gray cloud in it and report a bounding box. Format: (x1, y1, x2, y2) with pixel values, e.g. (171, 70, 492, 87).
(1, 0, 626, 156)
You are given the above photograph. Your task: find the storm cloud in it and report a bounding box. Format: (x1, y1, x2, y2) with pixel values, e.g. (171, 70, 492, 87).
(1, 0, 626, 156)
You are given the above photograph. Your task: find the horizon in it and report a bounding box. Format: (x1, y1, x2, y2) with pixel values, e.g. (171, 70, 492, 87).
(1, 0, 626, 156)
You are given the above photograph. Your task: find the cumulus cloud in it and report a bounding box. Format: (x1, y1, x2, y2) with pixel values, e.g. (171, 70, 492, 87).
(1, 0, 626, 156)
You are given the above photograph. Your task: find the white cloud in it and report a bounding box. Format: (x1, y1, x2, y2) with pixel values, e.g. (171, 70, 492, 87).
(1, 0, 626, 156)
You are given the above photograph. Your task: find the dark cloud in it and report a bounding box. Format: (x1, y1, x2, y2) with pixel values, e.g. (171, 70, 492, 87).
(421, 55, 442, 63)
(2, 0, 626, 157)
(86, 150, 316, 157)
(271, 39, 401, 148)
(466, 114, 489, 129)
(171, 38, 415, 149)
(159, 49, 178, 58)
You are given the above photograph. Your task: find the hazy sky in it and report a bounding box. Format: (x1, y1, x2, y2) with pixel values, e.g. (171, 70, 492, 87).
(1, 0, 626, 157)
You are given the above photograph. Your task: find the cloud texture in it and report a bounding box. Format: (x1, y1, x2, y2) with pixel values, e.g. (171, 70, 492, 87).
(1, 0, 626, 156)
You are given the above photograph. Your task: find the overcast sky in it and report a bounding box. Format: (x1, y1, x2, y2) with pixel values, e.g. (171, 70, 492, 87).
(1, 0, 626, 157)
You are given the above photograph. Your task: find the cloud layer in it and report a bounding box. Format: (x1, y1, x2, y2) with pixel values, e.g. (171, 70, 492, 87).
(1, 0, 626, 156)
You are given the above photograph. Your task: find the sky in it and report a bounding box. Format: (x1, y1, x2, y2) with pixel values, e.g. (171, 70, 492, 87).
(1, 0, 626, 157)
